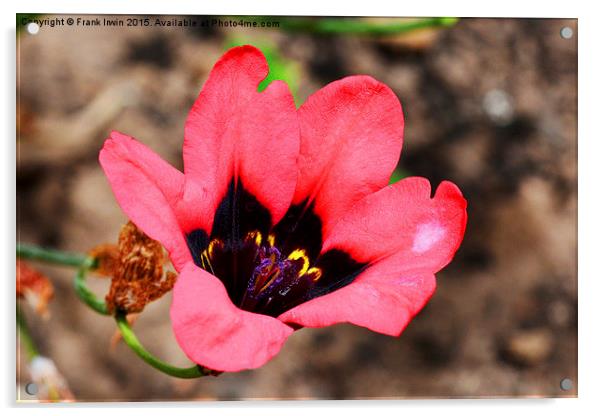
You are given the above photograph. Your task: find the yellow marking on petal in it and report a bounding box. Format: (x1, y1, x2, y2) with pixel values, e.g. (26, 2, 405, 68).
(267, 234, 275, 247)
(287, 249, 310, 277)
(307, 267, 323, 282)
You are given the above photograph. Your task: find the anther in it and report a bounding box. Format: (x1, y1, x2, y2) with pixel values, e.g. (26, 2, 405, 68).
(245, 231, 262, 246)
(307, 267, 323, 281)
(267, 234, 276, 247)
(207, 239, 223, 259)
(287, 249, 310, 276)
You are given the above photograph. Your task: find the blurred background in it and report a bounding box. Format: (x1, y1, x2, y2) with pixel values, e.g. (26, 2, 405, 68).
(16, 16, 577, 400)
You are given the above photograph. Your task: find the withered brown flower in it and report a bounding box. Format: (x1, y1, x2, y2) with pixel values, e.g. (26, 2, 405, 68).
(87, 243, 120, 277)
(96, 221, 176, 314)
(17, 260, 54, 318)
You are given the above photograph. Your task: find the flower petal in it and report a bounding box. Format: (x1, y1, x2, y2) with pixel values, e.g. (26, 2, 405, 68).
(99, 131, 192, 271)
(170, 262, 294, 372)
(183, 45, 299, 236)
(323, 178, 467, 270)
(279, 267, 436, 336)
(279, 178, 467, 335)
(294, 75, 404, 238)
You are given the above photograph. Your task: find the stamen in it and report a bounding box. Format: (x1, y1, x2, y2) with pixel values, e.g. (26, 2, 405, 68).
(267, 234, 276, 247)
(245, 230, 262, 246)
(202, 251, 215, 275)
(307, 267, 323, 281)
(258, 266, 281, 293)
(194, 227, 334, 316)
(207, 239, 223, 258)
(198, 238, 224, 275)
(287, 249, 310, 276)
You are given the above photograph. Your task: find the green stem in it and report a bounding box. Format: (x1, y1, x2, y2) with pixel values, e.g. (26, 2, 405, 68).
(73, 258, 109, 315)
(279, 17, 459, 36)
(17, 243, 93, 268)
(17, 243, 213, 378)
(115, 313, 212, 379)
(16, 243, 106, 313)
(74, 259, 211, 378)
(16, 305, 39, 361)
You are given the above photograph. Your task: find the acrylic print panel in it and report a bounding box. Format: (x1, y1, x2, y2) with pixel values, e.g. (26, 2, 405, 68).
(16, 15, 577, 401)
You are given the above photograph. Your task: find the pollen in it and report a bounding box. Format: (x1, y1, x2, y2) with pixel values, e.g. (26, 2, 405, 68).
(287, 249, 310, 276)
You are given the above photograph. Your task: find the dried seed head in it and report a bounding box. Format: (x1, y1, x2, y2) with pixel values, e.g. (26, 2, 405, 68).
(16, 260, 54, 318)
(105, 221, 176, 314)
(87, 244, 120, 277)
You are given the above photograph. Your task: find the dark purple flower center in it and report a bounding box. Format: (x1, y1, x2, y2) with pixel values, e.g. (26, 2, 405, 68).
(197, 231, 324, 315)
(185, 180, 365, 317)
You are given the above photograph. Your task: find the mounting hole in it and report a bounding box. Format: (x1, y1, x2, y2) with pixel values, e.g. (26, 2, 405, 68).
(560, 378, 573, 391)
(26, 22, 40, 35)
(560, 26, 573, 39)
(25, 382, 38, 396)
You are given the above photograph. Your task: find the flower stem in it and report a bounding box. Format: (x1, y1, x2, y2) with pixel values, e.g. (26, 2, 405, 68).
(16, 243, 108, 314)
(115, 313, 212, 379)
(17, 243, 213, 378)
(73, 259, 109, 315)
(16, 305, 39, 361)
(17, 243, 94, 268)
(280, 17, 459, 36)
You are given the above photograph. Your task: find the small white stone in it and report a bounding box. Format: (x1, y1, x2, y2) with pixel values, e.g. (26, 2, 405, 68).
(483, 89, 514, 125)
(29, 356, 57, 381)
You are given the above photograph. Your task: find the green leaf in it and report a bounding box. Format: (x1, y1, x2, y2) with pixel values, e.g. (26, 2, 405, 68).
(389, 168, 410, 185)
(279, 17, 460, 36)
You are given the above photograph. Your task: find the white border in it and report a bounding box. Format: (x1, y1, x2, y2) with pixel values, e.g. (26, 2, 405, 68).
(3, 1, 601, 415)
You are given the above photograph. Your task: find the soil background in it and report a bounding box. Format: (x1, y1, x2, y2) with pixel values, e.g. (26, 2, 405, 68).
(16, 16, 577, 400)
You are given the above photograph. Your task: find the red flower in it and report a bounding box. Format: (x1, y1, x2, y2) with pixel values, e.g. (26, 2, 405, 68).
(99, 45, 467, 372)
